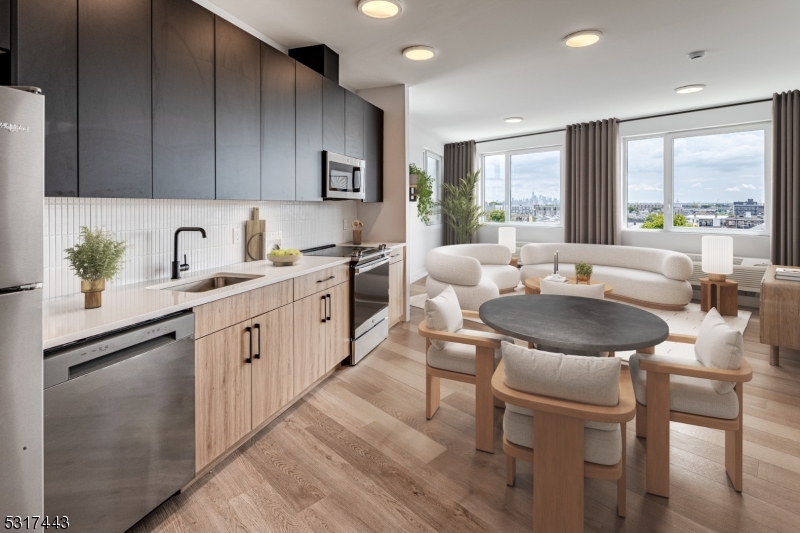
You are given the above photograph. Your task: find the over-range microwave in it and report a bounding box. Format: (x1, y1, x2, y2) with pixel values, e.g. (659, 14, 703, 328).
(324, 151, 365, 201)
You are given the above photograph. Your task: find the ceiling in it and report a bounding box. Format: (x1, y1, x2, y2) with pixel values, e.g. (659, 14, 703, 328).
(209, 0, 800, 143)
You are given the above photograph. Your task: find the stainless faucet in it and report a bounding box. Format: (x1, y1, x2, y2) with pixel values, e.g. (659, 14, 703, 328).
(172, 227, 207, 280)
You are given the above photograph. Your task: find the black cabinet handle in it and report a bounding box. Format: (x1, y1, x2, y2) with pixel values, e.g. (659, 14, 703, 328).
(317, 275, 335, 283)
(321, 296, 327, 323)
(244, 326, 253, 363)
(326, 294, 332, 321)
(253, 323, 261, 359)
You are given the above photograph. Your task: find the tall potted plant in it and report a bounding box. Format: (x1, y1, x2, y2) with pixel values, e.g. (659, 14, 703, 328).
(64, 227, 127, 309)
(410, 163, 435, 225)
(437, 169, 486, 244)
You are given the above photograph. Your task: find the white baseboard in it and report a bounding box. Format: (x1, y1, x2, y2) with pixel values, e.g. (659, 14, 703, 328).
(410, 269, 428, 284)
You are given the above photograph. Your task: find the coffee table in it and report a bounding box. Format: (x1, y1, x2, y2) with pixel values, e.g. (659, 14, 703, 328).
(524, 276, 612, 296)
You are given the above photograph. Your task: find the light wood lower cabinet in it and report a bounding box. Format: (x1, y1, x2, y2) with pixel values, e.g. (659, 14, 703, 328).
(326, 281, 351, 372)
(293, 292, 327, 393)
(195, 320, 253, 472)
(251, 305, 294, 428)
(389, 260, 405, 326)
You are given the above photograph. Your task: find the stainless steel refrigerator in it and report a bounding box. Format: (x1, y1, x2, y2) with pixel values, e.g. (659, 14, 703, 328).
(0, 85, 45, 518)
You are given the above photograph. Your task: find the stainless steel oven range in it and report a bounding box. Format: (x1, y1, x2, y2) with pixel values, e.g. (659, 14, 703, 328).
(302, 244, 391, 364)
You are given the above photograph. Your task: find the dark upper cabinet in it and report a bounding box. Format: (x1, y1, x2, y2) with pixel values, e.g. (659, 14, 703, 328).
(345, 90, 364, 160)
(17, 0, 78, 197)
(0, 0, 10, 51)
(78, 0, 152, 198)
(295, 62, 323, 202)
(215, 17, 260, 200)
(322, 77, 345, 155)
(261, 43, 296, 201)
(363, 100, 384, 203)
(152, 0, 215, 199)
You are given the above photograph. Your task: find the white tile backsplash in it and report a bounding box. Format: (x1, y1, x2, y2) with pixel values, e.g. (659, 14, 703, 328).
(44, 197, 357, 299)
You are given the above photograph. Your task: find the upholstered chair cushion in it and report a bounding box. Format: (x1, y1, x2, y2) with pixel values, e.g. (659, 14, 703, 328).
(427, 330, 514, 375)
(424, 285, 463, 350)
(502, 342, 621, 406)
(628, 354, 740, 419)
(694, 308, 745, 394)
(539, 279, 606, 299)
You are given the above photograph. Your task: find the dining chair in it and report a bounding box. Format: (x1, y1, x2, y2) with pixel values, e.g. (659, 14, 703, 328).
(629, 308, 753, 497)
(492, 343, 635, 531)
(417, 285, 513, 453)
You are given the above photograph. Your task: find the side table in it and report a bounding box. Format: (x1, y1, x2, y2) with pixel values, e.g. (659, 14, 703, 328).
(760, 266, 800, 366)
(699, 277, 738, 317)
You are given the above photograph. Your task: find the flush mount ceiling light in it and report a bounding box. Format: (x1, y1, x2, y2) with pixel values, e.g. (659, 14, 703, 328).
(563, 30, 603, 48)
(675, 84, 706, 94)
(403, 46, 437, 61)
(504, 117, 523, 123)
(358, 0, 403, 19)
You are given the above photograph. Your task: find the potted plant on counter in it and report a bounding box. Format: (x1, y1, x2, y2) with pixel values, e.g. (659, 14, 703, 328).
(575, 261, 593, 284)
(65, 227, 127, 309)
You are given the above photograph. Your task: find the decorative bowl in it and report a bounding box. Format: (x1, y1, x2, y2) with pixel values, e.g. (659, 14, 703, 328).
(267, 252, 302, 266)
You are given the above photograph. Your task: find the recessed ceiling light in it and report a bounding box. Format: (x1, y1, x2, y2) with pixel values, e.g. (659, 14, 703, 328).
(675, 84, 706, 94)
(403, 46, 436, 61)
(563, 30, 603, 48)
(505, 117, 523, 123)
(358, 0, 403, 19)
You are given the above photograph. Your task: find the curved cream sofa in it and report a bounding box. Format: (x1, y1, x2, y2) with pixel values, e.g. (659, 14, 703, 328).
(426, 244, 520, 310)
(519, 243, 693, 309)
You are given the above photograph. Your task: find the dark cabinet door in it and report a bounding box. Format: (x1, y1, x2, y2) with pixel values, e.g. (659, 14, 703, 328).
(152, 0, 215, 199)
(261, 43, 296, 201)
(345, 90, 364, 160)
(322, 77, 345, 155)
(0, 0, 10, 51)
(363, 101, 384, 203)
(215, 16, 261, 200)
(295, 63, 323, 202)
(78, 0, 152, 198)
(17, 0, 78, 197)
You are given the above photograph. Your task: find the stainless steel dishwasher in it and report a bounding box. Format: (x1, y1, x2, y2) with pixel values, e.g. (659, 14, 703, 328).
(43, 312, 196, 533)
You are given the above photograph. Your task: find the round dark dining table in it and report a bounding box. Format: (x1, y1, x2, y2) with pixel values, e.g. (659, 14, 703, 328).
(478, 295, 669, 354)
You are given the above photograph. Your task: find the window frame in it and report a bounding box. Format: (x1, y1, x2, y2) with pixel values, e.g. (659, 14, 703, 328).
(623, 121, 771, 235)
(480, 144, 564, 227)
(423, 150, 443, 226)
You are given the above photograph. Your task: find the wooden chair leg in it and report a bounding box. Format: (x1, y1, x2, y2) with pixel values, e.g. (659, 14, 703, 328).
(635, 402, 647, 438)
(426, 370, 440, 420)
(474, 346, 495, 453)
(618, 422, 627, 518)
(646, 372, 670, 498)
(726, 383, 744, 491)
(506, 454, 516, 487)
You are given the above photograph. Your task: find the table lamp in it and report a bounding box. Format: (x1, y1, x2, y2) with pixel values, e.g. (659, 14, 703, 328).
(498, 226, 516, 255)
(702, 236, 733, 281)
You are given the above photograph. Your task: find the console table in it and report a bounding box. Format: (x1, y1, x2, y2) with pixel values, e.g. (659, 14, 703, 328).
(760, 266, 800, 366)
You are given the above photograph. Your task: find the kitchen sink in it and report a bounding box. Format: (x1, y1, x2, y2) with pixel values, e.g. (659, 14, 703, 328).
(162, 274, 262, 293)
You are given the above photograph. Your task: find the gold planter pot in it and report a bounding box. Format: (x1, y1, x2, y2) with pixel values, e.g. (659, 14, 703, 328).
(576, 274, 591, 284)
(81, 279, 105, 309)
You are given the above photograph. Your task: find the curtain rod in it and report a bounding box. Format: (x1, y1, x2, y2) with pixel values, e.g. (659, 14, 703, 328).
(474, 97, 773, 144)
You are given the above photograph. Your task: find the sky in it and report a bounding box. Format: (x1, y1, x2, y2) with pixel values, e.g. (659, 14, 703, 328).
(627, 130, 766, 204)
(483, 150, 561, 205)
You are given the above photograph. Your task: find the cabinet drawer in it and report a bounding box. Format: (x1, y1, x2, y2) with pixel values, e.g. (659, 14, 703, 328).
(389, 249, 404, 265)
(194, 291, 251, 338)
(294, 264, 349, 300)
(250, 280, 293, 317)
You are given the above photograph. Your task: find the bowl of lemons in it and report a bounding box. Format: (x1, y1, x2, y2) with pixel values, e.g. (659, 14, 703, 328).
(267, 248, 302, 266)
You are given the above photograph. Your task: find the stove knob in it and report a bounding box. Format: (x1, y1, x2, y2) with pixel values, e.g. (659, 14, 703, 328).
(378, 244, 387, 251)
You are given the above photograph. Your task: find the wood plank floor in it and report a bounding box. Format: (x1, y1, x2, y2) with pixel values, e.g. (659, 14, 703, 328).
(130, 280, 800, 533)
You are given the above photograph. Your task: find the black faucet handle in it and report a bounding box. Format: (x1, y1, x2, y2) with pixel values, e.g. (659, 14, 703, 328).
(180, 254, 190, 272)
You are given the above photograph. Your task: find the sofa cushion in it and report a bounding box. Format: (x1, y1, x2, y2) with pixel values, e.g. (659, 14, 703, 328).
(425, 244, 512, 287)
(539, 278, 605, 299)
(424, 285, 463, 350)
(503, 408, 622, 466)
(427, 329, 512, 375)
(695, 308, 744, 394)
(629, 353, 739, 419)
(426, 276, 499, 312)
(482, 264, 520, 291)
(502, 342, 621, 406)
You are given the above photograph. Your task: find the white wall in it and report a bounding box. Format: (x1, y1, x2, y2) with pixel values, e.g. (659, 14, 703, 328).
(407, 125, 445, 282)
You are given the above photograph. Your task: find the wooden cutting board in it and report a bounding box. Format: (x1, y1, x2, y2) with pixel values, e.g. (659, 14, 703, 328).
(245, 208, 265, 261)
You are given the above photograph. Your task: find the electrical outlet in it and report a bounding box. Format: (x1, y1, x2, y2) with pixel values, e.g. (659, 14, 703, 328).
(343, 219, 350, 230)
(232, 227, 241, 244)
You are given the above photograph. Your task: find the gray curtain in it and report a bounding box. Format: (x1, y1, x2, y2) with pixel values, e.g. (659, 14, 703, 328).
(443, 140, 476, 245)
(772, 91, 800, 266)
(564, 119, 619, 244)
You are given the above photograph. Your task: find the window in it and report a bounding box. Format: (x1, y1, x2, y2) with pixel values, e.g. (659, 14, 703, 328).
(424, 151, 442, 224)
(625, 123, 768, 232)
(481, 147, 562, 225)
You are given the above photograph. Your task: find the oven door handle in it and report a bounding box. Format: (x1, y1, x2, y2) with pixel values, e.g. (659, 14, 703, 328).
(354, 257, 390, 274)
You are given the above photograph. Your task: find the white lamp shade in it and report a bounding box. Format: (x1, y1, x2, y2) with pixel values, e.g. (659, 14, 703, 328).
(702, 236, 733, 275)
(498, 226, 516, 254)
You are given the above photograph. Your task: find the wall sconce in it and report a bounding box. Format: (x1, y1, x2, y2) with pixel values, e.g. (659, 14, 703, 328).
(409, 172, 418, 202)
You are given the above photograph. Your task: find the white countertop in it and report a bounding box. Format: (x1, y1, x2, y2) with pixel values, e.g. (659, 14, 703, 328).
(43, 241, 406, 350)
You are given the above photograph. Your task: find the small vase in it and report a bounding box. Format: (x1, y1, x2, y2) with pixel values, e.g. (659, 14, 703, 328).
(576, 275, 591, 284)
(81, 279, 105, 309)
(353, 229, 362, 245)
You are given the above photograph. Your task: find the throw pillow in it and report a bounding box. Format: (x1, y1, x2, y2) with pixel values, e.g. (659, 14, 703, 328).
(539, 278, 605, 299)
(424, 285, 463, 350)
(694, 308, 744, 394)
